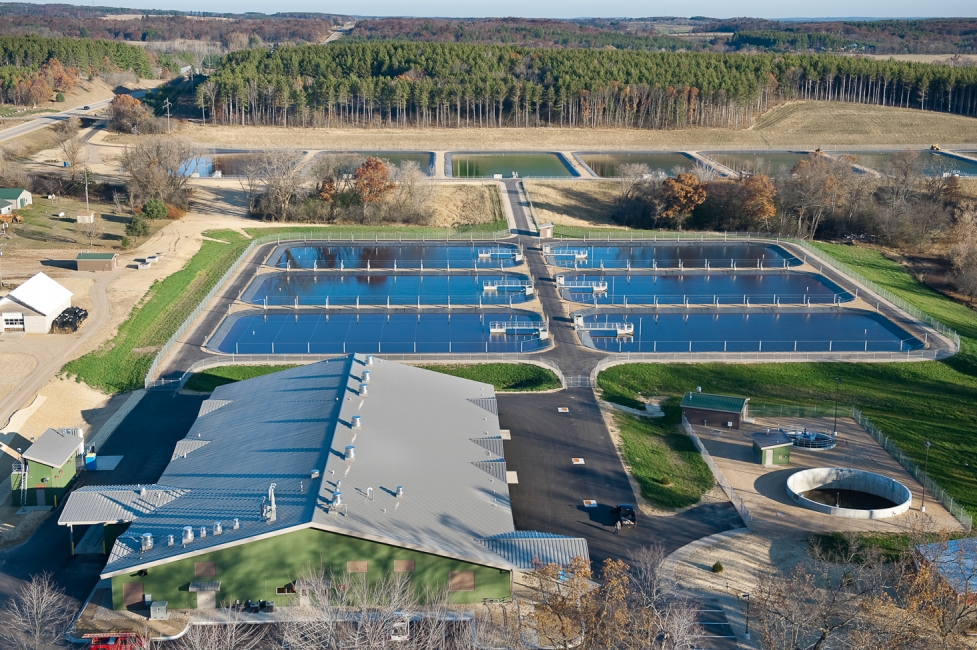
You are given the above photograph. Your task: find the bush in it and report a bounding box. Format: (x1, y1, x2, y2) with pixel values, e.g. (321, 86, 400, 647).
(55, 92, 65, 102)
(165, 204, 185, 220)
(120, 235, 131, 249)
(125, 215, 149, 237)
(141, 199, 167, 220)
(712, 561, 724, 573)
(659, 474, 673, 486)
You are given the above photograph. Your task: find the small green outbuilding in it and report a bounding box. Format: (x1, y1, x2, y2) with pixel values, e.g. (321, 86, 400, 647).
(752, 431, 793, 467)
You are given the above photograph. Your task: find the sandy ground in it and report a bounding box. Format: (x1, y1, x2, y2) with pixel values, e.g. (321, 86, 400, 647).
(0, 353, 36, 396)
(428, 183, 498, 227)
(93, 101, 977, 151)
(525, 180, 618, 227)
(15, 376, 110, 441)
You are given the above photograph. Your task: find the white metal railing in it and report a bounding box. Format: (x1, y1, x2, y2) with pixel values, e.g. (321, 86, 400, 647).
(143, 230, 511, 388)
(482, 279, 533, 293)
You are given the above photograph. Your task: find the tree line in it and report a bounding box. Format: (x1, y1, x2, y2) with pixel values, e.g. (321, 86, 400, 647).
(196, 43, 977, 131)
(0, 35, 151, 76)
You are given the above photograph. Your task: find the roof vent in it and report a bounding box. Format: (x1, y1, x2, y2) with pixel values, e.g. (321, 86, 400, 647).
(140, 533, 153, 552)
(182, 526, 194, 544)
(333, 490, 343, 506)
(139, 485, 147, 497)
(360, 383, 368, 397)
(351, 415, 362, 429)
(362, 370, 371, 383)
(311, 469, 320, 479)
(345, 446, 356, 461)
(233, 518, 240, 530)
(167, 535, 174, 547)
(365, 355, 374, 366)
(396, 485, 404, 498)
(199, 526, 207, 539)
(262, 483, 277, 522)
(213, 521, 222, 536)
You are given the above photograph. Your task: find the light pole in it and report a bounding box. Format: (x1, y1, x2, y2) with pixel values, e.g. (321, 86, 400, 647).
(741, 592, 751, 640)
(921, 441, 932, 512)
(832, 376, 841, 434)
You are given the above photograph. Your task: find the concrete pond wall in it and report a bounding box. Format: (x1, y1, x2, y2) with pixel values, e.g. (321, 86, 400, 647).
(786, 467, 912, 519)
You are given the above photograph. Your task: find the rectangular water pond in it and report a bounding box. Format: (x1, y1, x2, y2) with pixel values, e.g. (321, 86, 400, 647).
(209, 311, 549, 355)
(179, 153, 264, 178)
(577, 311, 922, 353)
(559, 272, 850, 305)
(701, 151, 810, 176)
(243, 272, 533, 306)
(315, 151, 434, 174)
(575, 152, 696, 178)
(544, 243, 799, 269)
(449, 153, 575, 178)
(272, 243, 521, 270)
(830, 151, 977, 177)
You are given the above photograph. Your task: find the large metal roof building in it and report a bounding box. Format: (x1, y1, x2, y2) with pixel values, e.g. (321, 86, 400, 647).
(60, 355, 586, 610)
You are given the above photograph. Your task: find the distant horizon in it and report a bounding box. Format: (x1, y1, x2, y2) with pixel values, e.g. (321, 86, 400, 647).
(9, 0, 977, 20)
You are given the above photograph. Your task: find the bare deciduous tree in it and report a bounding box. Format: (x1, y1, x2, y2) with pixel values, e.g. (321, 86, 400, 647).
(258, 149, 307, 222)
(119, 137, 203, 207)
(0, 572, 75, 650)
(389, 160, 434, 220)
(174, 606, 271, 650)
(77, 212, 103, 247)
(59, 138, 85, 180)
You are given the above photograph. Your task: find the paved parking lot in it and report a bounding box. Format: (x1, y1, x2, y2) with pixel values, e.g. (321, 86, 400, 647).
(498, 389, 742, 566)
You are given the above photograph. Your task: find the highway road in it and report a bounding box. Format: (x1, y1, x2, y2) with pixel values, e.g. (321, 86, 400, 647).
(0, 90, 146, 145)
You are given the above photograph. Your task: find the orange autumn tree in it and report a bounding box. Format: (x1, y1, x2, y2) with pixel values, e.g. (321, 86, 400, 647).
(741, 174, 777, 227)
(661, 173, 707, 227)
(354, 157, 396, 204)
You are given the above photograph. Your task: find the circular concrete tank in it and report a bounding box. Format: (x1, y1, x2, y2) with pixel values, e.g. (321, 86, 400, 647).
(786, 468, 912, 519)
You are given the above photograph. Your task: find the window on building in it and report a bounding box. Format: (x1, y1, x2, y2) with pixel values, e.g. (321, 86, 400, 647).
(394, 560, 415, 573)
(448, 571, 475, 592)
(347, 561, 368, 573)
(194, 562, 216, 578)
(276, 584, 296, 595)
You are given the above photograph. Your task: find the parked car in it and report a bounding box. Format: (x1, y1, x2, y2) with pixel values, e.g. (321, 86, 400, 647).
(614, 503, 636, 532)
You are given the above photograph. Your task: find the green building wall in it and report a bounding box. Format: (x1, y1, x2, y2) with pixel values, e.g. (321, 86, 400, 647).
(11, 457, 76, 507)
(111, 527, 511, 610)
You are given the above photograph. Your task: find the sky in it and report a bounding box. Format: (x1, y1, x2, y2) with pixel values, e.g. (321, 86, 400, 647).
(20, 0, 977, 19)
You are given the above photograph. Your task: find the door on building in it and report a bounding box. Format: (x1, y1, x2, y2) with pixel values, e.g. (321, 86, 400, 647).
(123, 583, 144, 610)
(35, 489, 45, 506)
(196, 591, 216, 609)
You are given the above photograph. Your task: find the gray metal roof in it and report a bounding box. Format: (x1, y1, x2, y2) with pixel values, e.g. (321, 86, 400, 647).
(197, 399, 232, 417)
(476, 532, 590, 569)
(171, 439, 211, 460)
(189, 582, 221, 592)
(22, 428, 80, 468)
(82, 355, 519, 578)
(752, 431, 793, 449)
(58, 484, 188, 526)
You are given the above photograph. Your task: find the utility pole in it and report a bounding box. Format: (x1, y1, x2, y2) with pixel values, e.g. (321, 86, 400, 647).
(921, 441, 932, 512)
(832, 376, 841, 434)
(84, 167, 90, 212)
(163, 98, 172, 134)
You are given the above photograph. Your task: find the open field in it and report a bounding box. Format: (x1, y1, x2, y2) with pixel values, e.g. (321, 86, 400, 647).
(418, 363, 561, 391)
(524, 180, 618, 228)
(104, 101, 977, 151)
(428, 184, 503, 228)
(184, 365, 298, 392)
(597, 242, 977, 515)
(857, 54, 977, 65)
(612, 404, 714, 510)
(6, 196, 168, 251)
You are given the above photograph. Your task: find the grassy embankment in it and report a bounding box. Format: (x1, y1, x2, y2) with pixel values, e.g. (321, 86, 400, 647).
(598, 243, 977, 514)
(184, 365, 297, 392)
(418, 363, 560, 391)
(62, 223, 510, 394)
(614, 400, 714, 509)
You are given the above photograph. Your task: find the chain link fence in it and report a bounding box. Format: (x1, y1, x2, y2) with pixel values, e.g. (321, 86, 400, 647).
(681, 415, 753, 531)
(852, 408, 972, 531)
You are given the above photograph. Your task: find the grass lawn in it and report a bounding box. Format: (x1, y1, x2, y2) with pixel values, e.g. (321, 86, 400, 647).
(809, 530, 969, 564)
(245, 220, 508, 239)
(598, 243, 977, 515)
(418, 363, 561, 391)
(63, 229, 252, 392)
(184, 365, 297, 392)
(10, 196, 167, 251)
(613, 401, 714, 510)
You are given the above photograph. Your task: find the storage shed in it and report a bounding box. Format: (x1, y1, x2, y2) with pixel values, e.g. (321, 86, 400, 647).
(76, 210, 95, 224)
(537, 223, 554, 238)
(77, 252, 118, 272)
(752, 431, 793, 467)
(0, 188, 32, 210)
(0, 272, 73, 333)
(11, 428, 82, 507)
(680, 392, 750, 429)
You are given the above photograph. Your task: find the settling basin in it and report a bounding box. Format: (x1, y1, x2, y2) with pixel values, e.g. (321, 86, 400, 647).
(544, 243, 799, 269)
(830, 150, 977, 177)
(209, 311, 550, 355)
(576, 310, 922, 353)
(271, 243, 522, 270)
(243, 272, 533, 306)
(558, 272, 851, 305)
(449, 152, 575, 178)
(701, 151, 809, 176)
(575, 152, 697, 178)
